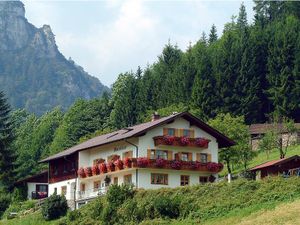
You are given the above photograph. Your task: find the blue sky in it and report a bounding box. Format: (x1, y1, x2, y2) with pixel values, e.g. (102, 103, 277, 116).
(23, 0, 254, 86)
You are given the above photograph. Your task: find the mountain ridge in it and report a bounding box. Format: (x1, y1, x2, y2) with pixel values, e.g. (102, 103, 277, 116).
(0, 1, 109, 115)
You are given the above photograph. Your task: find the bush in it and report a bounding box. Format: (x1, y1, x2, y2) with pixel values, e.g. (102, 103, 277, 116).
(0, 194, 11, 217)
(41, 193, 68, 220)
(153, 195, 180, 219)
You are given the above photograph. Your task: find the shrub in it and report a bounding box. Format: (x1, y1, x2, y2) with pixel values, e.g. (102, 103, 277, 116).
(124, 157, 132, 168)
(99, 163, 107, 173)
(170, 160, 182, 170)
(0, 194, 11, 217)
(84, 167, 92, 177)
(78, 167, 86, 178)
(155, 158, 167, 168)
(41, 193, 68, 220)
(179, 136, 190, 145)
(67, 209, 81, 222)
(114, 159, 124, 170)
(137, 157, 149, 167)
(163, 135, 175, 145)
(92, 164, 100, 175)
(153, 195, 180, 219)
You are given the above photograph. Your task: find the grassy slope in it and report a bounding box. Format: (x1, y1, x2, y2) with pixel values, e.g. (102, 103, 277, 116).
(220, 145, 300, 176)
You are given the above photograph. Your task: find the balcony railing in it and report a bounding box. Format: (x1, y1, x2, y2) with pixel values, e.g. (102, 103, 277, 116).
(77, 187, 108, 200)
(78, 158, 223, 179)
(31, 191, 48, 199)
(153, 136, 210, 148)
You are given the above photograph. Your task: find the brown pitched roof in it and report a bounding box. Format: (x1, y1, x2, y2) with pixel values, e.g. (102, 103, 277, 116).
(39, 112, 235, 163)
(249, 123, 300, 135)
(249, 155, 300, 171)
(15, 170, 48, 185)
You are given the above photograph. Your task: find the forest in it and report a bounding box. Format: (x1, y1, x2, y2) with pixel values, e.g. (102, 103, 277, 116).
(0, 1, 299, 193)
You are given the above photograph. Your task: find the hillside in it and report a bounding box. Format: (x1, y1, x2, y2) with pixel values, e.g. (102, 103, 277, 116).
(0, 1, 108, 115)
(1, 177, 300, 225)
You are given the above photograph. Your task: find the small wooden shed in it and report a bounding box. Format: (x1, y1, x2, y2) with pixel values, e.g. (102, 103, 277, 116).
(250, 155, 300, 179)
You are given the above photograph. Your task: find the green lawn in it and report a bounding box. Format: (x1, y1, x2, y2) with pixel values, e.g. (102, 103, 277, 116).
(220, 144, 300, 176)
(0, 212, 57, 225)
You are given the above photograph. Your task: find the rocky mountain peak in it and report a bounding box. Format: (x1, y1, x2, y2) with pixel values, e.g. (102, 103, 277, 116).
(0, 1, 25, 18)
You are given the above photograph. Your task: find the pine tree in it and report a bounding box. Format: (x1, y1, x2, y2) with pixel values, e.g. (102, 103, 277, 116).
(208, 24, 218, 44)
(0, 91, 15, 189)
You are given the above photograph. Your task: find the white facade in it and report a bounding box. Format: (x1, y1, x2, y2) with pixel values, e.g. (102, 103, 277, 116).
(47, 115, 222, 209)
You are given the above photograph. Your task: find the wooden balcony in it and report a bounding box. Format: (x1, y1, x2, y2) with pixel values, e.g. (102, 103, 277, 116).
(78, 158, 223, 179)
(153, 136, 210, 148)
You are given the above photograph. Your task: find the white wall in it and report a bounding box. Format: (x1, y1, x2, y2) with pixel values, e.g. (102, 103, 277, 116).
(27, 182, 48, 200)
(138, 117, 218, 162)
(48, 178, 76, 200)
(138, 169, 211, 189)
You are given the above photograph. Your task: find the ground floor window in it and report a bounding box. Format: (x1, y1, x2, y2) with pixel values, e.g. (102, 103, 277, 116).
(114, 177, 118, 185)
(36, 184, 47, 192)
(124, 174, 132, 184)
(151, 173, 168, 185)
(61, 186, 67, 196)
(180, 175, 189, 186)
(199, 176, 208, 184)
(80, 183, 85, 192)
(94, 180, 101, 190)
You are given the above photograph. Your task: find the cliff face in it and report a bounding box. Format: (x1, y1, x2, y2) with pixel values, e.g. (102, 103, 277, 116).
(0, 1, 109, 115)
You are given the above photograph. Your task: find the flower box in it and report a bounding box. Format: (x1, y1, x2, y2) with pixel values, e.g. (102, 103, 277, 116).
(84, 167, 92, 177)
(114, 159, 124, 170)
(78, 167, 86, 178)
(99, 163, 107, 173)
(92, 164, 100, 175)
(107, 162, 115, 172)
(137, 157, 149, 167)
(155, 158, 167, 168)
(153, 136, 210, 148)
(124, 157, 132, 168)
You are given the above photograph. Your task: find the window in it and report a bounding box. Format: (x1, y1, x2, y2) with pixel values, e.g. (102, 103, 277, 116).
(150, 149, 168, 160)
(181, 153, 189, 161)
(71, 162, 76, 171)
(199, 176, 208, 184)
(151, 173, 168, 185)
(183, 129, 191, 137)
(53, 165, 58, 176)
(180, 175, 189, 186)
(36, 185, 47, 192)
(94, 181, 101, 190)
(113, 177, 118, 185)
(80, 183, 85, 192)
(61, 186, 67, 196)
(63, 164, 68, 173)
(200, 153, 208, 163)
(156, 150, 168, 159)
(123, 151, 133, 159)
(124, 174, 132, 184)
(167, 128, 175, 136)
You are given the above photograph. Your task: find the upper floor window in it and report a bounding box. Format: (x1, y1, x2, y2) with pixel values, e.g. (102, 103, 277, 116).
(150, 149, 168, 160)
(181, 153, 189, 161)
(123, 151, 133, 159)
(53, 165, 58, 176)
(167, 128, 175, 136)
(200, 153, 208, 163)
(63, 164, 68, 174)
(183, 129, 191, 137)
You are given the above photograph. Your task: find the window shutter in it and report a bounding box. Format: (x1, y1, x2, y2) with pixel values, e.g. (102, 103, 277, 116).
(175, 129, 179, 137)
(188, 153, 193, 161)
(163, 128, 168, 135)
(196, 153, 200, 161)
(190, 129, 195, 138)
(207, 154, 212, 162)
(175, 153, 179, 160)
(168, 151, 173, 160)
(179, 129, 184, 137)
(147, 149, 152, 158)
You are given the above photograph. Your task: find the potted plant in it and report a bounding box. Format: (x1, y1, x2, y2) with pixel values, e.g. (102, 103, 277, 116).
(137, 157, 149, 168)
(92, 164, 100, 175)
(179, 136, 190, 146)
(78, 167, 86, 178)
(99, 163, 107, 173)
(171, 160, 182, 170)
(114, 159, 124, 170)
(84, 167, 92, 177)
(107, 162, 115, 172)
(124, 157, 132, 168)
(195, 138, 210, 148)
(163, 135, 175, 145)
(155, 158, 167, 168)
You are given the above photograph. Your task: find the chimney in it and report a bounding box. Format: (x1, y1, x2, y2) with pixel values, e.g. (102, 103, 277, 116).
(151, 112, 160, 121)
